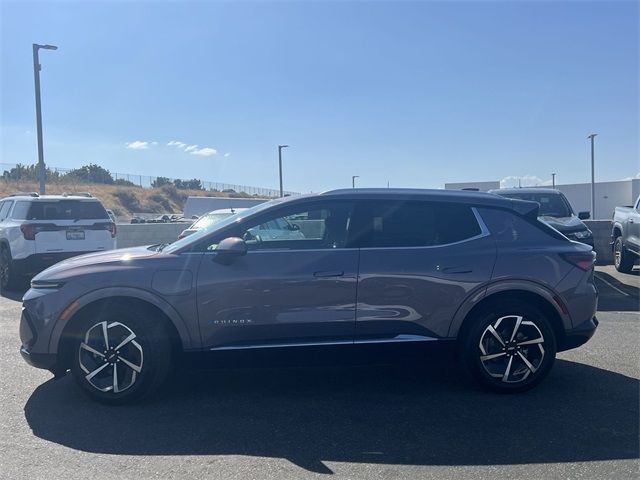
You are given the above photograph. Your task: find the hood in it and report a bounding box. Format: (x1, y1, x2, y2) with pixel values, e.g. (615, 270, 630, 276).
(33, 246, 158, 279)
(539, 215, 588, 233)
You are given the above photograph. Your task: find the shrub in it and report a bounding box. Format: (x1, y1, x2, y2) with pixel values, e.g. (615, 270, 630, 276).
(114, 189, 141, 211)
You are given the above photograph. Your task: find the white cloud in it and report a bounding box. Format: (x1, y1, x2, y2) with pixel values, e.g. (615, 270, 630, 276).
(500, 175, 545, 188)
(224, 152, 231, 157)
(190, 147, 217, 157)
(167, 140, 217, 157)
(622, 173, 640, 180)
(125, 140, 149, 150)
(151, 141, 158, 146)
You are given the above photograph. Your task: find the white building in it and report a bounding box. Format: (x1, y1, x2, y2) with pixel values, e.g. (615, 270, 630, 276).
(445, 178, 639, 220)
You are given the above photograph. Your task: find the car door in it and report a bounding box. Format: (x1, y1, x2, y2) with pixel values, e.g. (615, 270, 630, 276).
(350, 199, 496, 341)
(195, 199, 358, 349)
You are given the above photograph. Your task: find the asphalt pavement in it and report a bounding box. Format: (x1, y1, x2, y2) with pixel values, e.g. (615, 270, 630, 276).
(0, 266, 638, 480)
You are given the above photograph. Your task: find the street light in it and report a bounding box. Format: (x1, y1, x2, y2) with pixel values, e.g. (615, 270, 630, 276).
(278, 145, 289, 198)
(352, 175, 359, 188)
(587, 133, 597, 219)
(551, 173, 556, 188)
(33, 43, 58, 195)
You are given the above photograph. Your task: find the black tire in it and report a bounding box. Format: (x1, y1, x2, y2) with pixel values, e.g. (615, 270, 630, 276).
(71, 304, 172, 405)
(459, 301, 557, 393)
(614, 236, 635, 274)
(0, 247, 18, 291)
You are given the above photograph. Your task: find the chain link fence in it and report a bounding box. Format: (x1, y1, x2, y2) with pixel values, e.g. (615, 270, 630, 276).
(0, 163, 298, 198)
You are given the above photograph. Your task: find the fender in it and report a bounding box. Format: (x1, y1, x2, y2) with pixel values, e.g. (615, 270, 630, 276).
(48, 286, 197, 353)
(446, 278, 571, 338)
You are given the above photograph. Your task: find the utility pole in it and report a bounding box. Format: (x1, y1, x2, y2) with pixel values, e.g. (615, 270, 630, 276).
(551, 173, 556, 188)
(588, 134, 597, 219)
(32, 43, 58, 195)
(278, 145, 289, 197)
(352, 175, 359, 188)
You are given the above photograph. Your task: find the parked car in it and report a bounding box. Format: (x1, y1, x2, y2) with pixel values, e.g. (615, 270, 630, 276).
(0, 193, 116, 289)
(612, 195, 640, 273)
(19, 189, 597, 404)
(178, 208, 247, 239)
(106, 209, 117, 224)
(489, 188, 593, 247)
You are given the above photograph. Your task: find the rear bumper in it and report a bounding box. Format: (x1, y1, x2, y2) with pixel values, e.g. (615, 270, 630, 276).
(12, 252, 92, 276)
(558, 316, 599, 352)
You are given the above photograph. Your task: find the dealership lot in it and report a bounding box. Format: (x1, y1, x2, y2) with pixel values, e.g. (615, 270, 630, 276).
(0, 267, 637, 480)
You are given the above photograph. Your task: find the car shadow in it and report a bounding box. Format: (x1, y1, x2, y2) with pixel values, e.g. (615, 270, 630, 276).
(595, 271, 639, 312)
(24, 359, 639, 474)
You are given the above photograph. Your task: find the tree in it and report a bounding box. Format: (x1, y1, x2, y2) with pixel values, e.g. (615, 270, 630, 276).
(65, 164, 114, 184)
(152, 176, 172, 188)
(174, 178, 203, 190)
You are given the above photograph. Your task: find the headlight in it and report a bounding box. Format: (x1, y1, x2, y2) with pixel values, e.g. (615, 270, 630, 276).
(30, 279, 65, 290)
(573, 230, 592, 239)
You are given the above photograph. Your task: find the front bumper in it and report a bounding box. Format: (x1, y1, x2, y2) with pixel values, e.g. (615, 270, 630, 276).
(20, 345, 58, 371)
(558, 316, 598, 352)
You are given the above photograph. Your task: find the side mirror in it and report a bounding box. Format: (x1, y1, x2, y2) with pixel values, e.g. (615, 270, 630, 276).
(214, 237, 247, 263)
(578, 211, 590, 220)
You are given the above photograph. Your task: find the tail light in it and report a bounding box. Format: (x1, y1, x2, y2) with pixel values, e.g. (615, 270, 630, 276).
(95, 222, 117, 238)
(20, 224, 57, 240)
(561, 251, 596, 271)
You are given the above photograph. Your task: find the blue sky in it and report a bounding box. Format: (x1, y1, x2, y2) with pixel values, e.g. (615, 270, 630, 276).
(1, 0, 637, 193)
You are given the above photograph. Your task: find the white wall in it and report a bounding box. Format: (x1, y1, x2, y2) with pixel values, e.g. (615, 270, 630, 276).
(444, 181, 500, 192)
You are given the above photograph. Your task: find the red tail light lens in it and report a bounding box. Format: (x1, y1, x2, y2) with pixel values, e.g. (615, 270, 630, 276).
(94, 222, 117, 238)
(561, 251, 596, 270)
(20, 224, 36, 240)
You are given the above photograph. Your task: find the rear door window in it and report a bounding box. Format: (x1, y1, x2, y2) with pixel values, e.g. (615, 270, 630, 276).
(349, 200, 482, 248)
(12, 200, 109, 220)
(0, 201, 8, 220)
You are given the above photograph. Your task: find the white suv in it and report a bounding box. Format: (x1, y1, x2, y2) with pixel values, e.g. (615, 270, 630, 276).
(0, 193, 116, 289)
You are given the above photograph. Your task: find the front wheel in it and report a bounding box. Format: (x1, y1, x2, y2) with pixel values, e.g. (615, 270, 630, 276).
(614, 237, 635, 273)
(71, 305, 172, 404)
(0, 247, 18, 291)
(460, 302, 557, 393)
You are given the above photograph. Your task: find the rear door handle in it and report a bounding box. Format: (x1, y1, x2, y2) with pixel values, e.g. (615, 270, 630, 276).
(314, 270, 344, 278)
(441, 266, 473, 274)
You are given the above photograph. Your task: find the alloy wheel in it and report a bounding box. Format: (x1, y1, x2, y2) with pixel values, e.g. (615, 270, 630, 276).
(478, 315, 545, 384)
(79, 321, 144, 393)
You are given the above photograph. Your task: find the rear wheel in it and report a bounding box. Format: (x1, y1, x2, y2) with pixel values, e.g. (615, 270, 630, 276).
(614, 236, 635, 273)
(71, 304, 172, 404)
(460, 301, 557, 393)
(0, 247, 17, 291)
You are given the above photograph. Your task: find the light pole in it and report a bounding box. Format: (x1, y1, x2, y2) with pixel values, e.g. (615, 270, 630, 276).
(551, 173, 556, 188)
(587, 134, 597, 219)
(33, 43, 57, 195)
(278, 145, 289, 197)
(352, 175, 359, 188)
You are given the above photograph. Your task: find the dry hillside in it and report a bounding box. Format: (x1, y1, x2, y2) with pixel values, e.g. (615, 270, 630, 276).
(0, 180, 263, 220)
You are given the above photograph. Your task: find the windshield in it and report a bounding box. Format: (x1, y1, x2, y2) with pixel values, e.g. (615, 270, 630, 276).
(500, 193, 573, 218)
(162, 200, 277, 253)
(191, 212, 235, 230)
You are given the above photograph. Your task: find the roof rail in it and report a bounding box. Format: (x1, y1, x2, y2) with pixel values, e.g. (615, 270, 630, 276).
(62, 192, 93, 197)
(8, 192, 39, 197)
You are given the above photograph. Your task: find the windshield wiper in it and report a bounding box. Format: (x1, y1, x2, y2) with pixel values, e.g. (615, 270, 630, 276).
(155, 243, 170, 252)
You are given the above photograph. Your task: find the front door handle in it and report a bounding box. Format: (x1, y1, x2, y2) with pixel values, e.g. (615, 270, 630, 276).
(441, 266, 473, 274)
(314, 270, 344, 278)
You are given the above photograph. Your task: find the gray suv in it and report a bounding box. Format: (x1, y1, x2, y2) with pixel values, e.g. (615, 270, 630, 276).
(19, 189, 598, 404)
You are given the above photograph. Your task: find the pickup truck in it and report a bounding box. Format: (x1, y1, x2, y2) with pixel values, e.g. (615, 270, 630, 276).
(612, 195, 640, 272)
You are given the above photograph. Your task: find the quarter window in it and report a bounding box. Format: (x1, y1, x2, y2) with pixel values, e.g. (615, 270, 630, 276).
(349, 201, 481, 248)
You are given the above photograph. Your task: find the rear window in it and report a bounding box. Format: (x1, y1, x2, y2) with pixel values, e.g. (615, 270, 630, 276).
(12, 200, 109, 220)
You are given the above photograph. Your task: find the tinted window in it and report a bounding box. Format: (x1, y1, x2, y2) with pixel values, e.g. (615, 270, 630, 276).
(0, 201, 13, 220)
(231, 201, 353, 251)
(498, 192, 572, 217)
(12, 200, 109, 220)
(477, 207, 568, 244)
(349, 201, 481, 248)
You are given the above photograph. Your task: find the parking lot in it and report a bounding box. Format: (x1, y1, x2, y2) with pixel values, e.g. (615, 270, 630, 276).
(0, 266, 637, 480)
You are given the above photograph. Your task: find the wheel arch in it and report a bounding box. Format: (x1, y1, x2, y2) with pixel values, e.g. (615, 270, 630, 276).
(51, 287, 195, 369)
(449, 283, 568, 344)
